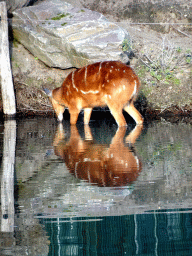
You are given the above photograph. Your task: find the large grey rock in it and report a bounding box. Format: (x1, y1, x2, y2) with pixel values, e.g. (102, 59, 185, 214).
(12, 0, 131, 69)
(3, 0, 31, 12)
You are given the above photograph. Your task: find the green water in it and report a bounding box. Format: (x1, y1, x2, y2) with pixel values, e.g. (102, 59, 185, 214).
(40, 211, 192, 256)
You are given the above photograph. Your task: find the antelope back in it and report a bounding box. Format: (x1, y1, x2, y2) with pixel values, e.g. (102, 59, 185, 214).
(53, 61, 140, 106)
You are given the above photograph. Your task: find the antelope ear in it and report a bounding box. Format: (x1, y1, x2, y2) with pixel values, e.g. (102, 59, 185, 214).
(42, 87, 52, 97)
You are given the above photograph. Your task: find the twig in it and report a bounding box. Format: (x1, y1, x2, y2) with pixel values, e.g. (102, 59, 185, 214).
(172, 26, 191, 38)
(139, 58, 151, 69)
(143, 54, 153, 63)
(161, 36, 165, 67)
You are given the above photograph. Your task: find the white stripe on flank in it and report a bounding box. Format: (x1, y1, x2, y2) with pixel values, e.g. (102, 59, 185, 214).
(134, 80, 137, 95)
(130, 80, 137, 99)
(80, 90, 99, 94)
(72, 71, 79, 92)
(98, 62, 102, 74)
(84, 66, 88, 86)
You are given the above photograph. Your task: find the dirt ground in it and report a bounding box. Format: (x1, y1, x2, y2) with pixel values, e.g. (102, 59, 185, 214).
(104, 9, 192, 120)
(116, 20, 192, 117)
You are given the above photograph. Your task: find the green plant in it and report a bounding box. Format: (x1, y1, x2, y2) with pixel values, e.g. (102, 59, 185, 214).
(51, 13, 71, 20)
(13, 38, 19, 48)
(141, 86, 152, 97)
(176, 47, 182, 53)
(186, 57, 191, 64)
(14, 63, 19, 68)
(122, 38, 132, 52)
(47, 77, 53, 83)
(173, 78, 181, 85)
(150, 70, 162, 81)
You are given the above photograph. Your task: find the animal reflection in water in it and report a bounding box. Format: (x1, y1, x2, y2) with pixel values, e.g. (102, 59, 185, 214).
(54, 124, 143, 187)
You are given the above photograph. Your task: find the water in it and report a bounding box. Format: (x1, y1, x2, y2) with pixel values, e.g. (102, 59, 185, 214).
(0, 115, 192, 255)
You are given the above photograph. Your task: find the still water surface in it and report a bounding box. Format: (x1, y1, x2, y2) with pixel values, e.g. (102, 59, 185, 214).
(0, 116, 192, 255)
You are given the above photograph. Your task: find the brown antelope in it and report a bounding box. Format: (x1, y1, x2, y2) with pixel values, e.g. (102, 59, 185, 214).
(53, 124, 143, 187)
(44, 61, 143, 126)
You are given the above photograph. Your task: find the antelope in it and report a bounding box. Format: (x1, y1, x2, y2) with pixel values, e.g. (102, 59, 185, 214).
(44, 61, 143, 126)
(54, 124, 143, 187)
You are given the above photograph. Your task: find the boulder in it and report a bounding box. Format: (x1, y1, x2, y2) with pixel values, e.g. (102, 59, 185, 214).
(12, 0, 131, 69)
(3, 0, 31, 12)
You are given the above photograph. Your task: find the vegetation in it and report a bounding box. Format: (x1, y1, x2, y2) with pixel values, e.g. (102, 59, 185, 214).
(137, 38, 191, 87)
(78, 9, 85, 13)
(122, 38, 132, 52)
(51, 12, 72, 20)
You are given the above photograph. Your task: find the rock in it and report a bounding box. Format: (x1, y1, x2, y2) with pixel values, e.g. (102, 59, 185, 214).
(12, 0, 131, 69)
(3, 0, 31, 12)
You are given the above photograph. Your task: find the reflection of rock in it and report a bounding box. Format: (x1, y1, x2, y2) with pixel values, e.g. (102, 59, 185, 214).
(54, 124, 143, 187)
(12, 0, 131, 69)
(15, 118, 57, 181)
